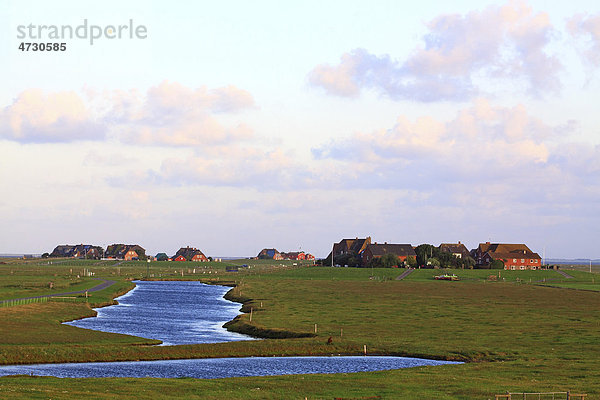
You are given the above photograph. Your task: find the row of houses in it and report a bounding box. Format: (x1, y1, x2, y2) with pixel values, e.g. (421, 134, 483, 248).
(257, 248, 315, 261)
(328, 237, 543, 270)
(48, 244, 210, 262)
(49, 244, 145, 260)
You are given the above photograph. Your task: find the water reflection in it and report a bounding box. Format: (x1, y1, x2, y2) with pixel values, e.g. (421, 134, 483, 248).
(0, 356, 460, 378)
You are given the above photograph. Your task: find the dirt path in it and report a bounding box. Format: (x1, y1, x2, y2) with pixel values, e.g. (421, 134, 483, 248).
(0, 278, 116, 303)
(396, 268, 415, 280)
(556, 270, 574, 279)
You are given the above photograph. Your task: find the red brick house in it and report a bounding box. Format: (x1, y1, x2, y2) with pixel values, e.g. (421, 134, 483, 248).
(472, 242, 542, 270)
(360, 243, 416, 267)
(124, 249, 139, 261)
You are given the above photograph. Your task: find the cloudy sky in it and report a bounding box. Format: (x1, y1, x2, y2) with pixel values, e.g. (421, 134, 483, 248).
(1, 0, 599, 258)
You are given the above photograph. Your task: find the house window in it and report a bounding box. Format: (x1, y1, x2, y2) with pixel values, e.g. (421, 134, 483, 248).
(521, 259, 525, 263)
(532, 266, 537, 270)
(513, 259, 517, 263)
(520, 266, 525, 270)
(530, 259, 535, 263)
(511, 266, 516, 270)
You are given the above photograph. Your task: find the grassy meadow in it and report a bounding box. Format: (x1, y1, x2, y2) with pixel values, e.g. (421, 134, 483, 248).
(0, 259, 599, 399)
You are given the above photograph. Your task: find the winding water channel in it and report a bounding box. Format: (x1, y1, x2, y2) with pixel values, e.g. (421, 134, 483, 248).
(65, 280, 253, 345)
(0, 280, 460, 378)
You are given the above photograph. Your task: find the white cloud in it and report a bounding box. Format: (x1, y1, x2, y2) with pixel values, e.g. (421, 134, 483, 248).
(312, 99, 558, 188)
(309, 1, 561, 101)
(0, 82, 256, 146)
(568, 13, 600, 68)
(0, 89, 106, 143)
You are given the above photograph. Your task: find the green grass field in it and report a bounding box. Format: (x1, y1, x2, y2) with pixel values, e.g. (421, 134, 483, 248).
(0, 260, 598, 399)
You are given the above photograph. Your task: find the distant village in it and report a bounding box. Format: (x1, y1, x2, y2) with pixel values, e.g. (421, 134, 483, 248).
(45, 244, 315, 263)
(43, 237, 544, 271)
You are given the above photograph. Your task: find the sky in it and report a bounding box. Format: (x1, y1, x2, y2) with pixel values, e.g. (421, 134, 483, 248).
(1, 0, 599, 258)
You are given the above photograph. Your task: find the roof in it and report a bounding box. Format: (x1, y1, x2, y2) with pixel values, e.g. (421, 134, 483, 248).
(258, 248, 281, 258)
(174, 246, 206, 261)
(333, 237, 372, 255)
(105, 244, 146, 258)
(364, 243, 416, 257)
(483, 243, 541, 260)
(439, 243, 470, 255)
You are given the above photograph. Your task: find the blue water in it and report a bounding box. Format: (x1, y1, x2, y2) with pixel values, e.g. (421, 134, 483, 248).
(65, 280, 253, 345)
(0, 356, 460, 378)
(48, 280, 462, 379)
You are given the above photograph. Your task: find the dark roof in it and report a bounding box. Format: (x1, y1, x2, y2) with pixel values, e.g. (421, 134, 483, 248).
(484, 243, 541, 260)
(105, 244, 145, 258)
(258, 248, 281, 258)
(439, 243, 470, 256)
(332, 237, 372, 256)
(50, 244, 103, 258)
(365, 243, 416, 257)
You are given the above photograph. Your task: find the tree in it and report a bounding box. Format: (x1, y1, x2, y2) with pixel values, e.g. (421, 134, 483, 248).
(427, 257, 441, 267)
(415, 244, 436, 266)
(406, 256, 417, 268)
(41, 253, 49, 258)
(368, 254, 401, 268)
(463, 256, 476, 269)
(489, 259, 505, 269)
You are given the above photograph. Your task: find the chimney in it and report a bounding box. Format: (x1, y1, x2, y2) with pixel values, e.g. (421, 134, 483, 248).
(384, 242, 387, 244)
(486, 241, 490, 245)
(458, 241, 461, 244)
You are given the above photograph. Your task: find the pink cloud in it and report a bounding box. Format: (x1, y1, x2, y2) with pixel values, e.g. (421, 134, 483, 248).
(0, 82, 256, 146)
(0, 89, 106, 143)
(568, 13, 600, 68)
(309, 1, 561, 101)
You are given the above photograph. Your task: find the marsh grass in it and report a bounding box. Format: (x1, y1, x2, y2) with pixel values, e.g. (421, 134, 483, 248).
(0, 263, 598, 398)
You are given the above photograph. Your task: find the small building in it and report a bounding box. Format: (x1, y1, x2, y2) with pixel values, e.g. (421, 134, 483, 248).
(472, 242, 542, 270)
(439, 242, 470, 259)
(173, 255, 187, 262)
(361, 243, 416, 266)
(155, 253, 169, 261)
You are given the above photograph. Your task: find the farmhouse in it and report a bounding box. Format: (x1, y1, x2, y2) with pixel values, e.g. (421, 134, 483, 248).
(439, 242, 470, 259)
(257, 248, 283, 260)
(360, 243, 416, 266)
(173, 246, 208, 262)
(105, 244, 146, 260)
(472, 242, 542, 270)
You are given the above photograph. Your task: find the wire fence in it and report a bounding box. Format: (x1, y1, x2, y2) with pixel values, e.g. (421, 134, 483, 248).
(0, 296, 49, 308)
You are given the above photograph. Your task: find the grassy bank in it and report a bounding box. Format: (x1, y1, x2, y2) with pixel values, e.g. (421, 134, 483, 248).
(0, 263, 599, 398)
